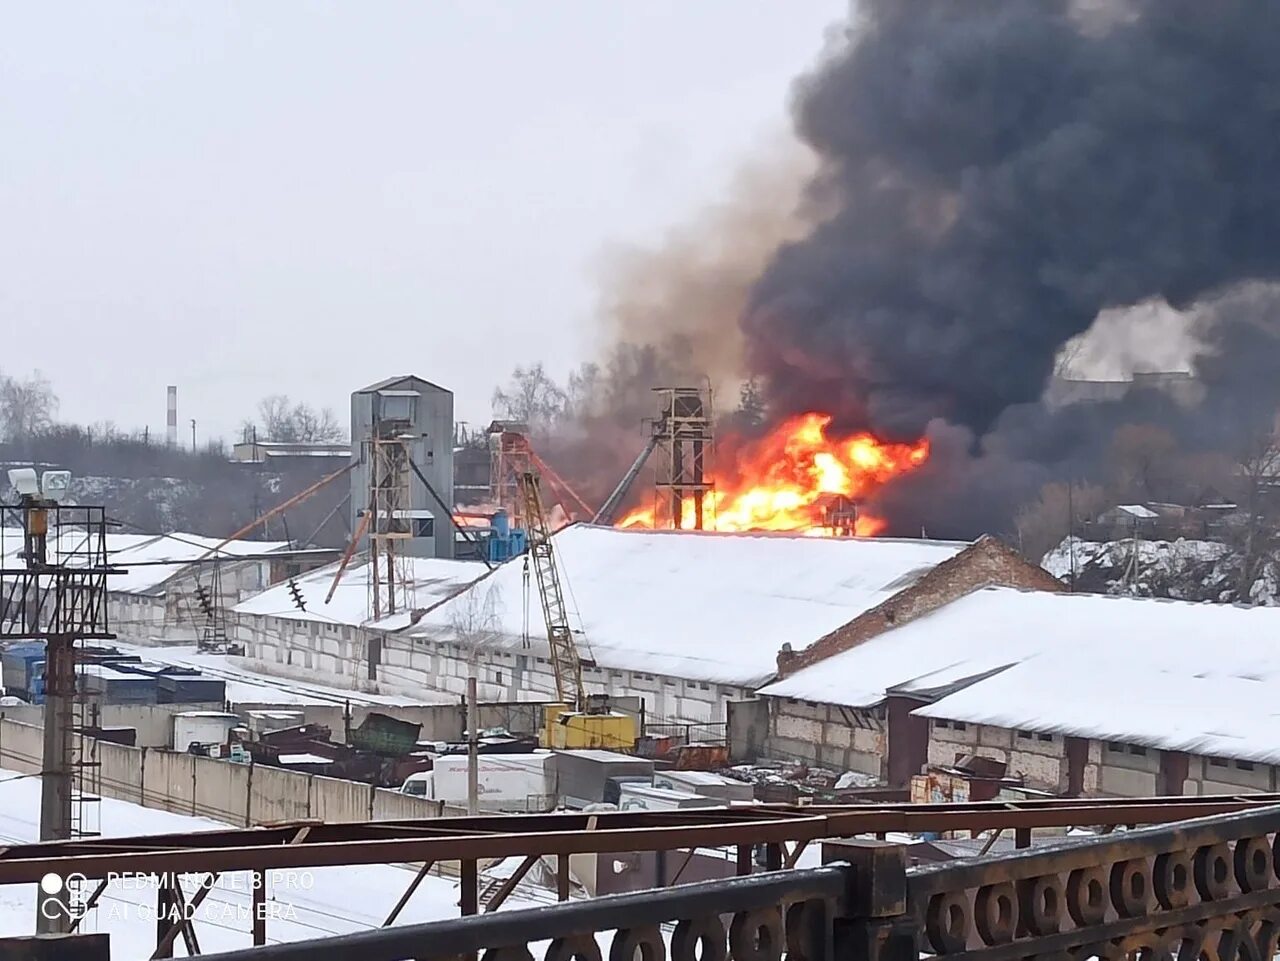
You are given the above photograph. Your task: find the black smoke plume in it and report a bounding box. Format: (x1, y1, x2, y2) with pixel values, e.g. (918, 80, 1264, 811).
(735, 0, 1280, 535)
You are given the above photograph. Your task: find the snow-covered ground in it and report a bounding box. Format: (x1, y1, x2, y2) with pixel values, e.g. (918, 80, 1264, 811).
(115, 643, 456, 707)
(0, 769, 540, 956)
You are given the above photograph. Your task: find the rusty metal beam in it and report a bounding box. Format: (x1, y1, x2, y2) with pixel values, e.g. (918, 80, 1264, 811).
(381, 861, 436, 927)
(483, 856, 539, 913)
(0, 796, 1277, 885)
(152, 873, 219, 958)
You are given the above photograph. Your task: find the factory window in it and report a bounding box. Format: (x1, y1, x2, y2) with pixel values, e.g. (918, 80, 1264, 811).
(663, 677, 675, 686)
(494, 670, 503, 686)
(1236, 759, 1256, 771)
(1016, 730, 1033, 740)
(935, 719, 950, 730)
(697, 682, 709, 690)
(1128, 745, 1147, 757)
(953, 721, 967, 732)
(1209, 757, 1228, 768)
(1106, 741, 1127, 753)
(414, 518, 435, 539)
(1037, 733, 1053, 743)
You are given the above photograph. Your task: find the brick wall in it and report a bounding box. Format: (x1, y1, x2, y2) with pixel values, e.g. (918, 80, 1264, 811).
(777, 536, 1063, 678)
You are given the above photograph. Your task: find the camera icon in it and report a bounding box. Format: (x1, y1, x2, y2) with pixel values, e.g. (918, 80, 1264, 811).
(39, 873, 89, 921)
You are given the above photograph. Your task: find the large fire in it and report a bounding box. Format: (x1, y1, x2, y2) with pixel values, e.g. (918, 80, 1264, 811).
(617, 413, 929, 537)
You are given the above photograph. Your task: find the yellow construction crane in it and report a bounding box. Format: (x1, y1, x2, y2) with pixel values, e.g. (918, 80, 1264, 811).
(517, 470, 636, 750)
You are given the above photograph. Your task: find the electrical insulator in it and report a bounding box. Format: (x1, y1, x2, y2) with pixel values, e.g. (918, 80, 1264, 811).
(194, 583, 215, 618)
(288, 578, 306, 612)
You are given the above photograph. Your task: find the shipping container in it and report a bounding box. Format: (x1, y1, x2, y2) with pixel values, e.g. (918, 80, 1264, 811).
(79, 665, 158, 704)
(173, 712, 240, 753)
(617, 783, 726, 812)
(652, 770, 755, 803)
(553, 750, 653, 809)
(157, 674, 226, 705)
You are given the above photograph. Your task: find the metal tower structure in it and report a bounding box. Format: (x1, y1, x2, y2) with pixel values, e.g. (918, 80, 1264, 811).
(517, 470, 585, 706)
(367, 432, 414, 620)
(488, 421, 532, 527)
(0, 471, 119, 933)
(650, 386, 715, 530)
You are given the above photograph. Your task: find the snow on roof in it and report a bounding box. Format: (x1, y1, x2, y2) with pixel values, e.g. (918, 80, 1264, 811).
(758, 586, 1071, 707)
(233, 553, 485, 629)
(907, 590, 1280, 765)
(406, 525, 968, 688)
(107, 532, 293, 595)
(759, 583, 1280, 766)
(1116, 504, 1160, 518)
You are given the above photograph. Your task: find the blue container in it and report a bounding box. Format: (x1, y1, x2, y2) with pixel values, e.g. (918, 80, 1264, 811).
(491, 509, 510, 538)
(3, 646, 47, 700)
(79, 666, 158, 704)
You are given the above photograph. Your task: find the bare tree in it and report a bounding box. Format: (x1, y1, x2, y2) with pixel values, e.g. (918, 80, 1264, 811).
(492, 364, 568, 435)
(1014, 480, 1109, 563)
(252, 394, 345, 443)
(1230, 428, 1280, 597)
(0, 370, 58, 441)
(448, 583, 504, 669)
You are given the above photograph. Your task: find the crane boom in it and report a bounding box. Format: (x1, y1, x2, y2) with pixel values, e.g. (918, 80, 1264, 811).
(518, 469, 586, 707)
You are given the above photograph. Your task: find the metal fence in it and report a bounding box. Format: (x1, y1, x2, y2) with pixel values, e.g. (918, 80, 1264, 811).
(186, 803, 1280, 961)
(193, 862, 857, 961)
(645, 721, 729, 746)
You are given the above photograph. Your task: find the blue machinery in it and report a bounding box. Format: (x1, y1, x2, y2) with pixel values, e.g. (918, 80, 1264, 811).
(454, 508, 528, 564)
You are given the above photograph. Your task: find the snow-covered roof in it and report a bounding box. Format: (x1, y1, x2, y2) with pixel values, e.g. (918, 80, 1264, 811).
(758, 586, 1071, 707)
(406, 525, 968, 688)
(759, 582, 1280, 766)
(107, 532, 294, 596)
(233, 553, 485, 629)
(908, 589, 1280, 765)
(1116, 504, 1159, 519)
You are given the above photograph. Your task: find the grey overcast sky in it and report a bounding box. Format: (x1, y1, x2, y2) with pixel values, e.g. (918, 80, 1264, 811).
(0, 2, 846, 444)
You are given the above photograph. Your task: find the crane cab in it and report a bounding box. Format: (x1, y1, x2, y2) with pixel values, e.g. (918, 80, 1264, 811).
(543, 697, 638, 750)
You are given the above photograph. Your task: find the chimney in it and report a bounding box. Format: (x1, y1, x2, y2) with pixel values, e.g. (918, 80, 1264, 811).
(166, 386, 177, 447)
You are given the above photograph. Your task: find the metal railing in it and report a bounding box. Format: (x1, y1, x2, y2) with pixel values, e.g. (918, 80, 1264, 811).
(192, 863, 856, 961)
(908, 802, 1280, 961)
(185, 802, 1280, 961)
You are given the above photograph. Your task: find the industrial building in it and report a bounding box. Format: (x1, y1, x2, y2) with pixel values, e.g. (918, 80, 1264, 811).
(232, 552, 485, 680)
(753, 581, 1280, 798)
(1, 527, 335, 648)
(105, 532, 337, 645)
(350, 375, 456, 560)
(232, 524, 987, 723)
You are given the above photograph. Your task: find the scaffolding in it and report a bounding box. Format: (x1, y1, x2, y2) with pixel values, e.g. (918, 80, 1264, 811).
(487, 421, 533, 528)
(367, 432, 414, 620)
(648, 386, 715, 530)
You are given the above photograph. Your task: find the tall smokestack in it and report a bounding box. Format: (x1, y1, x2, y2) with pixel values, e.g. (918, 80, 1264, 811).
(166, 386, 177, 448)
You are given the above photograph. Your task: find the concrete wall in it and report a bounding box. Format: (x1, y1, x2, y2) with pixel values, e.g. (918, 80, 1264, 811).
(931, 721, 1070, 792)
(0, 719, 446, 827)
(763, 698, 887, 776)
(0, 703, 222, 749)
(235, 610, 746, 724)
(931, 720, 1280, 798)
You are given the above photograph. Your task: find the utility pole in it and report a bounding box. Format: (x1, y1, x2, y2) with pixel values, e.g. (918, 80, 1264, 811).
(466, 676, 479, 817)
(2, 469, 120, 934)
(191, 418, 197, 452)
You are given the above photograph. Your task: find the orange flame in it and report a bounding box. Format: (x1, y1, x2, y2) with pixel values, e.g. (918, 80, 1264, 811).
(617, 413, 929, 536)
